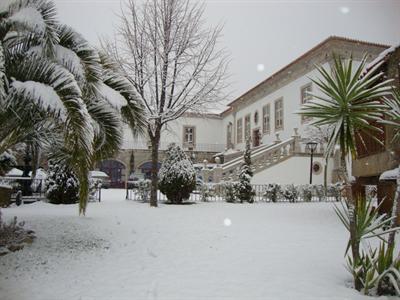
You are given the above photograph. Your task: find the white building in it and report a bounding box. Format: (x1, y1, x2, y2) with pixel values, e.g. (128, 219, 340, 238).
(103, 36, 390, 187)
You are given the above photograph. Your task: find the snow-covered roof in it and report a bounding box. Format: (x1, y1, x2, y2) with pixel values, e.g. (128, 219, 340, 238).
(363, 43, 400, 76)
(89, 171, 109, 178)
(29, 168, 47, 179)
(6, 168, 23, 177)
(0, 184, 12, 189)
(379, 168, 398, 181)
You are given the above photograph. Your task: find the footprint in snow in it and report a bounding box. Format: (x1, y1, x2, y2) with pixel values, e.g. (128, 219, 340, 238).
(147, 248, 157, 258)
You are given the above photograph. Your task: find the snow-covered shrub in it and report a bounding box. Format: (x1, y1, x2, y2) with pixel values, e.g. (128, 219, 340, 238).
(132, 179, 151, 202)
(89, 178, 102, 201)
(158, 144, 196, 204)
(0, 151, 16, 176)
(263, 184, 281, 202)
(0, 210, 35, 255)
(222, 181, 239, 203)
(199, 183, 215, 202)
(300, 184, 313, 202)
(313, 184, 325, 201)
(327, 183, 342, 201)
(335, 197, 400, 296)
(281, 184, 298, 202)
(237, 139, 255, 203)
(45, 162, 80, 204)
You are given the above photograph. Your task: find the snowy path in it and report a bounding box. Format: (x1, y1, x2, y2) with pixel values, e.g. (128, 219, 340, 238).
(0, 189, 394, 300)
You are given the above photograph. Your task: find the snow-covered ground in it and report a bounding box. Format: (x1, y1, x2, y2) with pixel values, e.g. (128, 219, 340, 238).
(0, 189, 396, 300)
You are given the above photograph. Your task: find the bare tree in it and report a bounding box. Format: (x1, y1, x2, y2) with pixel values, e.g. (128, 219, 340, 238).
(103, 0, 229, 206)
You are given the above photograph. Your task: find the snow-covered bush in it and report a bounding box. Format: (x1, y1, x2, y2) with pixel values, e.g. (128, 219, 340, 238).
(313, 184, 325, 201)
(0, 210, 35, 255)
(281, 184, 298, 202)
(263, 184, 281, 202)
(335, 197, 400, 296)
(0, 151, 16, 176)
(132, 179, 151, 202)
(158, 144, 196, 204)
(300, 184, 313, 202)
(327, 183, 342, 201)
(222, 181, 239, 203)
(45, 162, 80, 204)
(199, 183, 215, 202)
(89, 178, 102, 201)
(237, 139, 255, 203)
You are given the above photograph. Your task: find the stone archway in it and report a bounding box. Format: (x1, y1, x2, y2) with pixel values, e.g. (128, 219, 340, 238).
(138, 161, 162, 179)
(99, 159, 126, 188)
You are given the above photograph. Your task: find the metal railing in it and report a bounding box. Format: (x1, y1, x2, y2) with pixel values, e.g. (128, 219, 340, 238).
(127, 183, 342, 203)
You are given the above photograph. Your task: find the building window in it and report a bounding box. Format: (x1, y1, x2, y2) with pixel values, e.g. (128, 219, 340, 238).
(274, 98, 284, 130)
(227, 122, 233, 148)
(301, 83, 313, 122)
(237, 118, 243, 144)
(254, 111, 259, 125)
(244, 114, 251, 141)
(262, 104, 270, 134)
(183, 126, 195, 146)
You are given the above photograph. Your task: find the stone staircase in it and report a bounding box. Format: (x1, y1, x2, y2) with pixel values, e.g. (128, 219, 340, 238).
(219, 129, 320, 181)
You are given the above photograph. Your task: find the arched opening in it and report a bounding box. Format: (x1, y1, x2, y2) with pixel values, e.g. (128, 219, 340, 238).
(99, 160, 126, 188)
(137, 161, 161, 180)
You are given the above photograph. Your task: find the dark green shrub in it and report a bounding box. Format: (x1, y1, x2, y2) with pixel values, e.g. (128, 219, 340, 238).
(263, 184, 281, 202)
(45, 162, 79, 204)
(237, 138, 255, 203)
(158, 144, 196, 204)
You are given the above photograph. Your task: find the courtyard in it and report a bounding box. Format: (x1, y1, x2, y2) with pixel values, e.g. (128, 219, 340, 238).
(0, 189, 387, 300)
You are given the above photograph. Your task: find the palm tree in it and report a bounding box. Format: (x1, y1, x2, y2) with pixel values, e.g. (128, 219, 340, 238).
(0, 0, 145, 215)
(299, 54, 393, 290)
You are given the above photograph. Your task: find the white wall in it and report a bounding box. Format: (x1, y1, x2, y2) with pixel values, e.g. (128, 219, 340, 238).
(251, 156, 334, 185)
(222, 63, 332, 151)
(121, 115, 224, 152)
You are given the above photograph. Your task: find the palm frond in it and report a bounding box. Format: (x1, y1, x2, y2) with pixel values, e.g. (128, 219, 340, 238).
(298, 53, 393, 159)
(98, 51, 146, 136)
(3, 0, 59, 55)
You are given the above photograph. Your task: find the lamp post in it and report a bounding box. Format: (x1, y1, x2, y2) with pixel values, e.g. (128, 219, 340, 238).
(306, 141, 318, 184)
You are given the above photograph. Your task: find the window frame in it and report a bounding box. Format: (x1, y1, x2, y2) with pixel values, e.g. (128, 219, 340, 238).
(262, 104, 271, 135)
(236, 118, 243, 144)
(244, 114, 251, 141)
(274, 98, 284, 131)
(300, 83, 313, 123)
(183, 126, 196, 147)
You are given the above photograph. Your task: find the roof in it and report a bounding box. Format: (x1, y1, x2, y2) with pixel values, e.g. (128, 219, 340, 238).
(363, 43, 400, 75)
(6, 168, 23, 176)
(380, 168, 398, 181)
(221, 36, 390, 115)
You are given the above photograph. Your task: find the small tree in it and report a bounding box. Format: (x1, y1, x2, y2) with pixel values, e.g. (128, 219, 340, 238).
(158, 144, 196, 204)
(237, 138, 255, 203)
(45, 162, 79, 204)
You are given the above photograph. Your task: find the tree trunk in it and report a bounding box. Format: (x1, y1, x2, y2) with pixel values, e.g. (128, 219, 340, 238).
(388, 165, 400, 248)
(149, 126, 161, 207)
(324, 157, 328, 196)
(341, 153, 362, 291)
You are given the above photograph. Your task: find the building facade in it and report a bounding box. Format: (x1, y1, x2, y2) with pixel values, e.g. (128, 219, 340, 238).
(100, 36, 391, 187)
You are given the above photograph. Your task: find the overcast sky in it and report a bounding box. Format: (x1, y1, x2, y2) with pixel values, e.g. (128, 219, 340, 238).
(54, 0, 400, 102)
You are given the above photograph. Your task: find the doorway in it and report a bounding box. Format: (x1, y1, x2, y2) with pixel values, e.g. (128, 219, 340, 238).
(252, 128, 261, 147)
(99, 160, 126, 188)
